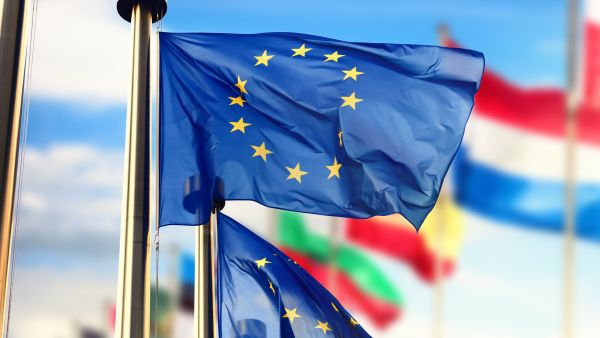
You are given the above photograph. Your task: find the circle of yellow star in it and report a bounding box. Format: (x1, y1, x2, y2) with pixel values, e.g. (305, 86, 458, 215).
(292, 44, 312, 57)
(342, 67, 364, 81)
(283, 308, 302, 323)
(235, 75, 248, 94)
(251, 142, 273, 162)
(254, 50, 274, 66)
(286, 163, 308, 183)
(229, 96, 246, 107)
(331, 302, 339, 312)
(324, 51, 345, 62)
(340, 92, 363, 110)
(268, 280, 276, 295)
(315, 320, 332, 334)
(255, 257, 271, 269)
(350, 317, 360, 327)
(229, 117, 251, 133)
(326, 157, 342, 179)
(338, 131, 343, 146)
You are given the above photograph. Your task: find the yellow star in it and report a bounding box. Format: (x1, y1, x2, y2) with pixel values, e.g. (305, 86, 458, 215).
(229, 96, 246, 107)
(315, 320, 333, 334)
(331, 302, 339, 312)
(254, 50, 274, 66)
(342, 67, 364, 81)
(251, 142, 273, 162)
(286, 163, 308, 183)
(283, 308, 302, 323)
(229, 117, 251, 133)
(326, 157, 342, 179)
(235, 75, 248, 94)
(340, 92, 363, 110)
(338, 131, 343, 146)
(292, 43, 312, 57)
(350, 317, 360, 327)
(268, 280, 276, 295)
(324, 51, 345, 62)
(255, 257, 271, 269)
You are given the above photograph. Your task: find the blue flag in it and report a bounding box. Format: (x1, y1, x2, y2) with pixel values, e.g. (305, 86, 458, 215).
(159, 32, 484, 228)
(216, 212, 371, 338)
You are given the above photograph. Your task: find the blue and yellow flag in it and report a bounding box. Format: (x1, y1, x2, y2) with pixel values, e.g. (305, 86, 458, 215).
(216, 212, 371, 337)
(159, 32, 484, 228)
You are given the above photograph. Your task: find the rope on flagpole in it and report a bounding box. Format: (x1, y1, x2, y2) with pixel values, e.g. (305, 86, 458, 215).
(5, 0, 39, 333)
(151, 16, 163, 338)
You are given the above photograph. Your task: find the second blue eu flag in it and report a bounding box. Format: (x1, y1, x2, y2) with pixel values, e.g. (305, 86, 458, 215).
(159, 32, 484, 228)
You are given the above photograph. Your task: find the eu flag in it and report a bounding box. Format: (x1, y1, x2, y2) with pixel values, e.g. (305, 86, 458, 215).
(159, 32, 484, 228)
(216, 212, 372, 338)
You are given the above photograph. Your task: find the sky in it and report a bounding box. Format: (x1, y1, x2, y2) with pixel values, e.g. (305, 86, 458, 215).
(6, 0, 600, 337)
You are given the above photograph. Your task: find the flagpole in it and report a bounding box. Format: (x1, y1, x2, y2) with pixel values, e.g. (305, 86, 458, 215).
(194, 218, 213, 338)
(0, 0, 31, 336)
(328, 217, 342, 293)
(432, 194, 446, 338)
(115, 1, 166, 338)
(563, 0, 580, 337)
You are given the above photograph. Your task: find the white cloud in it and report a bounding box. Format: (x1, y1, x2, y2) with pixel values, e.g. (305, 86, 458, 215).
(9, 266, 115, 338)
(16, 144, 124, 257)
(30, 0, 131, 105)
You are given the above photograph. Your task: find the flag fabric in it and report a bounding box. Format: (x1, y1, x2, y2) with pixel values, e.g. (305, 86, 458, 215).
(584, 0, 600, 111)
(346, 197, 463, 282)
(276, 211, 403, 327)
(217, 212, 371, 338)
(159, 32, 484, 228)
(446, 17, 600, 240)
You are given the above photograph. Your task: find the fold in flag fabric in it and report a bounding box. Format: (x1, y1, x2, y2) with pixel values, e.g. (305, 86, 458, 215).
(159, 32, 484, 228)
(276, 211, 403, 328)
(444, 14, 600, 240)
(216, 212, 372, 338)
(346, 197, 463, 282)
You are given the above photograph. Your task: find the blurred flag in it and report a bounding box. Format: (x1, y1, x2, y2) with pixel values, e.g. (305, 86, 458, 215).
(150, 286, 174, 338)
(179, 254, 195, 312)
(159, 32, 484, 229)
(444, 1, 600, 240)
(277, 211, 403, 328)
(217, 212, 372, 337)
(346, 197, 463, 282)
(584, 0, 600, 111)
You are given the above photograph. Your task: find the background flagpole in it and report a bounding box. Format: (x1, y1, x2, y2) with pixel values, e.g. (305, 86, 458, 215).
(328, 217, 342, 294)
(563, 0, 580, 337)
(432, 194, 446, 338)
(0, 0, 31, 336)
(115, 1, 166, 337)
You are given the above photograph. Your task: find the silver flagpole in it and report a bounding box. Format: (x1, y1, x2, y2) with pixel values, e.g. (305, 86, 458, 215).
(562, 0, 580, 337)
(114, 1, 166, 337)
(185, 173, 222, 338)
(0, 0, 31, 336)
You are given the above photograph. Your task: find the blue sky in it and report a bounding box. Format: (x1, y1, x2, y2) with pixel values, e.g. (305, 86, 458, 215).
(9, 0, 600, 337)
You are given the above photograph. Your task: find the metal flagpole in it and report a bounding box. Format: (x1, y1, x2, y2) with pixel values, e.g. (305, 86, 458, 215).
(185, 172, 222, 338)
(432, 194, 446, 338)
(194, 215, 213, 338)
(114, 1, 166, 338)
(0, 0, 31, 336)
(562, 0, 580, 337)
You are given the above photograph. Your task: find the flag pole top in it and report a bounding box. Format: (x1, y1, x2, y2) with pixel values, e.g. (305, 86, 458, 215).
(117, 0, 167, 22)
